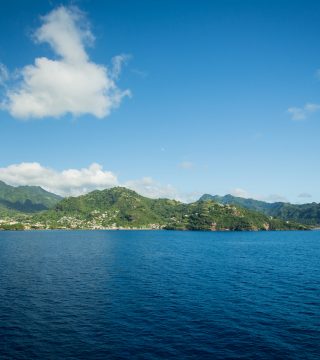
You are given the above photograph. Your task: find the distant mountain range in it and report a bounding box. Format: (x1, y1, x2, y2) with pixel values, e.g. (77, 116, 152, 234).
(1, 185, 305, 231)
(0, 180, 314, 230)
(199, 194, 320, 226)
(0, 180, 62, 214)
(41, 186, 299, 230)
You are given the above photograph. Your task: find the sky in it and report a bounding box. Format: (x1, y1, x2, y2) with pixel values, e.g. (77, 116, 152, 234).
(0, 0, 320, 203)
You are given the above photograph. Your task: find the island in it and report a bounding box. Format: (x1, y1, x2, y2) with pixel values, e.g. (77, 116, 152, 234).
(0, 183, 308, 231)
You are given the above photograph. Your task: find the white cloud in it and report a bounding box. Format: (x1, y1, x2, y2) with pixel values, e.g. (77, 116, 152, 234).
(125, 177, 200, 203)
(0, 162, 118, 196)
(2, 6, 130, 119)
(287, 103, 320, 121)
(179, 161, 194, 169)
(0, 162, 295, 204)
(125, 177, 180, 200)
(0, 162, 200, 202)
(230, 188, 249, 198)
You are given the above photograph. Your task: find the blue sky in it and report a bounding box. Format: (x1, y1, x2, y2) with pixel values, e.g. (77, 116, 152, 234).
(0, 0, 320, 202)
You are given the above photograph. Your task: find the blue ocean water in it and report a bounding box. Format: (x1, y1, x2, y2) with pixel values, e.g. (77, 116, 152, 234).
(0, 230, 319, 359)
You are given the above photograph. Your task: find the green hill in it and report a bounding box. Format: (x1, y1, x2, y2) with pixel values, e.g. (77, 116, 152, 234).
(0, 180, 62, 214)
(31, 187, 305, 230)
(199, 194, 320, 226)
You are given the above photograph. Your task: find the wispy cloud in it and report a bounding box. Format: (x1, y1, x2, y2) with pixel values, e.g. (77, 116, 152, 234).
(1, 6, 130, 120)
(230, 188, 250, 198)
(287, 103, 320, 120)
(230, 188, 288, 203)
(125, 177, 181, 200)
(131, 68, 148, 78)
(111, 54, 131, 80)
(0, 63, 9, 86)
(179, 161, 194, 170)
(262, 194, 288, 203)
(315, 69, 320, 80)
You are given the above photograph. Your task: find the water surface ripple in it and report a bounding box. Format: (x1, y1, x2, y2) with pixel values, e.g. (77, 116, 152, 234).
(0, 230, 319, 359)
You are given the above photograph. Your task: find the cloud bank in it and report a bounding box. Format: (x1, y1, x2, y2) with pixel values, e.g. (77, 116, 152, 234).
(0, 162, 301, 204)
(0, 162, 196, 201)
(0, 163, 118, 196)
(2, 6, 130, 119)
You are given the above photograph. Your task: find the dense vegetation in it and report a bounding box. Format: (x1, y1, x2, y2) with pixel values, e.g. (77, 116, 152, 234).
(29, 187, 305, 231)
(0, 180, 61, 213)
(0, 183, 308, 231)
(200, 194, 320, 226)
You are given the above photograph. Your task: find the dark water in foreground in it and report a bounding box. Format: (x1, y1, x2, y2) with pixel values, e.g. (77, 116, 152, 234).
(0, 231, 319, 359)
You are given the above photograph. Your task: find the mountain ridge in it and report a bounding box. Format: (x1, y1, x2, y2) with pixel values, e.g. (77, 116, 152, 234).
(199, 194, 320, 225)
(0, 183, 310, 230)
(0, 180, 62, 214)
(27, 187, 306, 231)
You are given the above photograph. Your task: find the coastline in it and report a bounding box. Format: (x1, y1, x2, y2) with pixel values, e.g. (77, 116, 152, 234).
(0, 227, 310, 232)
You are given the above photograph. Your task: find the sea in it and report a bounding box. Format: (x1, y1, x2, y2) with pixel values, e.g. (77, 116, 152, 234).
(0, 230, 319, 359)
